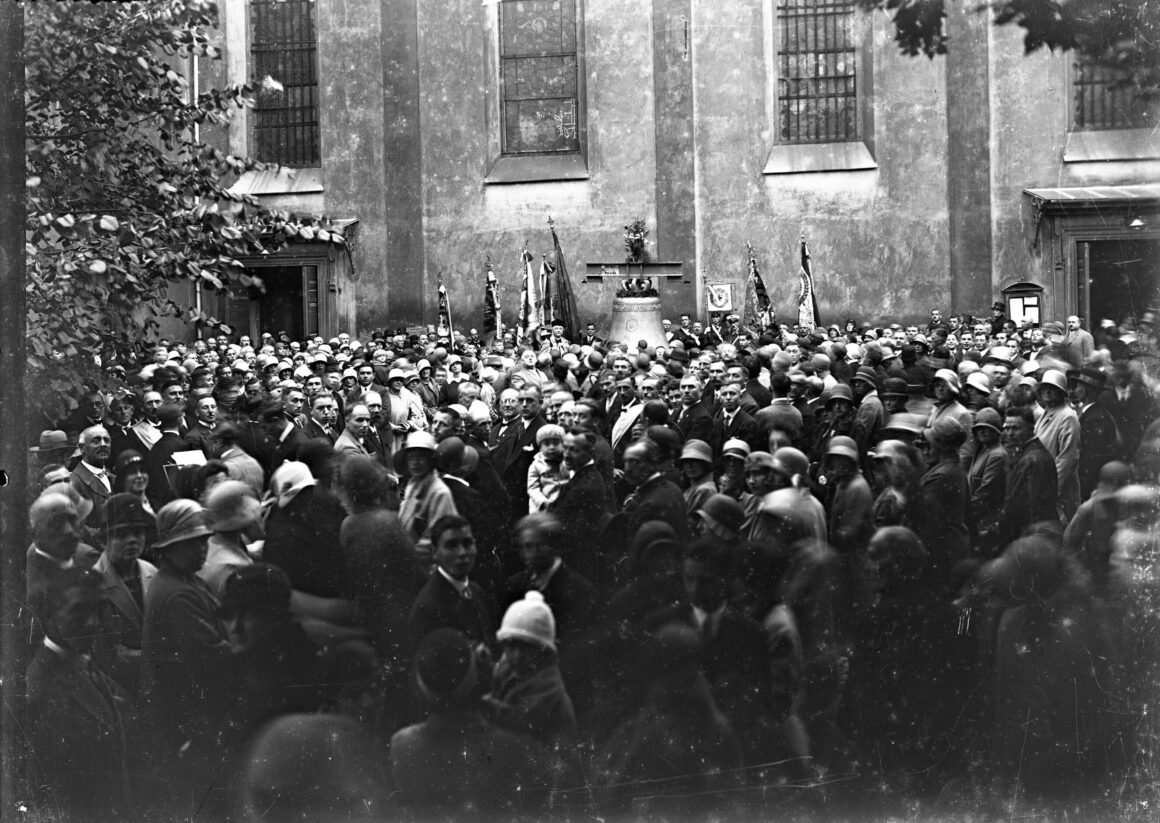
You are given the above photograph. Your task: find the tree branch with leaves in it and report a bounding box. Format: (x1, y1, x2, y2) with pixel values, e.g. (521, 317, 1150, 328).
(25, 0, 343, 424)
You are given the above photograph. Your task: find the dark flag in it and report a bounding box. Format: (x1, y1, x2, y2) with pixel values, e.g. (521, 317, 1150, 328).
(437, 272, 453, 339)
(797, 234, 820, 331)
(743, 241, 773, 332)
(483, 257, 501, 345)
(548, 219, 581, 342)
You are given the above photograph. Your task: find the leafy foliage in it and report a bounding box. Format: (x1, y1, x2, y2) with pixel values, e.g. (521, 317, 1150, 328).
(859, 0, 1160, 93)
(24, 0, 342, 423)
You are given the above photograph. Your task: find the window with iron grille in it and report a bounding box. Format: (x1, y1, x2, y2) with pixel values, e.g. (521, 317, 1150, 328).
(499, 0, 581, 155)
(1073, 61, 1153, 131)
(777, 0, 859, 144)
(250, 0, 320, 166)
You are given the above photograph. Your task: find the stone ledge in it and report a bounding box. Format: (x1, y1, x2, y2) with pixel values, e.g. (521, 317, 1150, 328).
(1063, 128, 1160, 163)
(484, 153, 589, 185)
(763, 141, 877, 175)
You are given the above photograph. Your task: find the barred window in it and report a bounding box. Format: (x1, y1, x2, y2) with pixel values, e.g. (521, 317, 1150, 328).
(250, 0, 320, 166)
(1073, 61, 1153, 131)
(499, 0, 581, 155)
(777, 0, 859, 144)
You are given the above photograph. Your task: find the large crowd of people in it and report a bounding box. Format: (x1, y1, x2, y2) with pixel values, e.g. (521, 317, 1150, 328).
(20, 303, 1160, 820)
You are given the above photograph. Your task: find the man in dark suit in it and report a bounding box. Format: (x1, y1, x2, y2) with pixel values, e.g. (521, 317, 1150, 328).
(492, 386, 546, 520)
(436, 438, 508, 591)
(998, 406, 1059, 547)
(106, 394, 146, 464)
(258, 400, 311, 473)
(673, 374, 714, 444)
(488, 388, 521, 449)
(550, 428, 613, 579)
(643, 539, 776, 764)
(579, 323, 603, 347)
(504, 512, 596, 644)
(1068, 368, 1122, 500)
(1101, 359, 1156, 457)
(408, 514, 495, 651)
(26, 491, 88, 650)
(622, 439, 689, 543)
(302, 393, 340, 443)
(26, 569, 137, 819)
(92, 494, 157, 693)
(710, 381, 762, 461)
(145, 405, 191, 510)
(70, 424, 114, 532)
(182, 394, 218, 458)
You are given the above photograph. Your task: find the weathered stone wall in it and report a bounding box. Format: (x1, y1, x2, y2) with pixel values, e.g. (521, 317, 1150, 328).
(234, 0, 1158, 334)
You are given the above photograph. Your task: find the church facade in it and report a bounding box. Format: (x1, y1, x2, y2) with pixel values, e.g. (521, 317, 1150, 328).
(196, 0, 1159, 339)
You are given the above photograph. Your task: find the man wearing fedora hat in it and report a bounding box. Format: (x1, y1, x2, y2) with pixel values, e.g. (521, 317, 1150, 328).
(1067, 367, 1121, 499)
(92, 493, 158, 693)
(30, 429, 71, 488)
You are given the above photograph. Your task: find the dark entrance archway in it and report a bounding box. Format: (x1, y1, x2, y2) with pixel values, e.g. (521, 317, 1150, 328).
(1080, 237, 1160, 327)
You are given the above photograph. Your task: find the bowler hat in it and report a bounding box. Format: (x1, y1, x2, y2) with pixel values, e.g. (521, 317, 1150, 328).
(881, 377, 909, 398)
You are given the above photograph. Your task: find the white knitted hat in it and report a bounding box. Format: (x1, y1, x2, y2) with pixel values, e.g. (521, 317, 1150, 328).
(496, 591, 556, 652)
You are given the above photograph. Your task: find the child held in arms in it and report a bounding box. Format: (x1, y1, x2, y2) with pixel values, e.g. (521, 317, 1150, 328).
(527, 425, 568, 513)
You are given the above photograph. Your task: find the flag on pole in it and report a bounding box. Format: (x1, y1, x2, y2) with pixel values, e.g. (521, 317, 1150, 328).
(547, 218, 581, 342)
(436, 272, 453, 339)
(539, 253, 554, 332)
(743, 241, 773, 332)
(797, 234, 820, 331)
(518, 244, 540, 345)
(483, 257, 501, 345)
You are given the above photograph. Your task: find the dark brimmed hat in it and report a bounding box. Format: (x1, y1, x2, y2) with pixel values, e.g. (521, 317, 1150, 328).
(104, 493, 155, 537)
(1066, 367, 1106, 390)
(881, 377, 909, 398)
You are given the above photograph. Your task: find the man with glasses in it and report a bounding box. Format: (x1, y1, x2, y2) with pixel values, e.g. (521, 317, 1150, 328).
(493, 387, 546, 520)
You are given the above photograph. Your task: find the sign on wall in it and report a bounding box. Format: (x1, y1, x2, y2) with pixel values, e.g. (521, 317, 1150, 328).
(705, 282, 733, 312)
